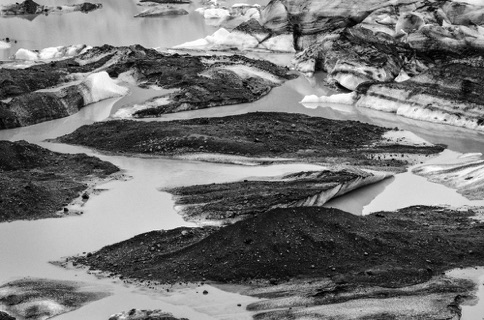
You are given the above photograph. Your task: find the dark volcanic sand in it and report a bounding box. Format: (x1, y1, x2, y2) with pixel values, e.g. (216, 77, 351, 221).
(55, 112, 444, 168)
(71, 206, 484, 288)
(0, 140, 119, 222)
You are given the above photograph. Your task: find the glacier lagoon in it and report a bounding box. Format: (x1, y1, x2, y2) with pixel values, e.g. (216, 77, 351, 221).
(2, 0, 484, 319)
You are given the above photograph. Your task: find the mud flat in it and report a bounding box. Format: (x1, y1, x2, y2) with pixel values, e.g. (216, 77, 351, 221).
(55, 112, 444, 169)
(68, 205, 484, 319)
(0, 140, 119, 222)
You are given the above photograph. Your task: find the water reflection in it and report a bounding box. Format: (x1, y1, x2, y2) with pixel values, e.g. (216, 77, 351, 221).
(0, 97, 119, 143)
(324, 176, 395, 215)
(0, 0, 270, 60)
(146, 74, 484, 154)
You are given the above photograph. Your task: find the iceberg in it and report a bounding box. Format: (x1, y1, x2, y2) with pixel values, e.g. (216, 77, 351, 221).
(14, 45, 90, 61)
(174, 27, 295, 52)
(79, 71, 129, 105)
(301, 92, 356, 105)
(413, 159, 484, 200)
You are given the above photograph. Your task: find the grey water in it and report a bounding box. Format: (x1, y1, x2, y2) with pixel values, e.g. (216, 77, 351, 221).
(0, 0, 266, 60)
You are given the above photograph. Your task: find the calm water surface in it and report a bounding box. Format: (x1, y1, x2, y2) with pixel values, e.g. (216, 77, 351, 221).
(0, 0, 267, 60)
(1, 1, 484, 318)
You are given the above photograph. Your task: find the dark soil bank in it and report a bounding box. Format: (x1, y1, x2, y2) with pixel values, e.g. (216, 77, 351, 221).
(72, 206, 484, 288)
(0, 140, 119, 222)
(56, 112, 444, 168)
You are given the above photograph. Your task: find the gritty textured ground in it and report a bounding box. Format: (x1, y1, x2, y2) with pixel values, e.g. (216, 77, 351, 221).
(71, 206, 484, 287)
(0, 140, 119, 222)
(56, 112, 444, 169)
